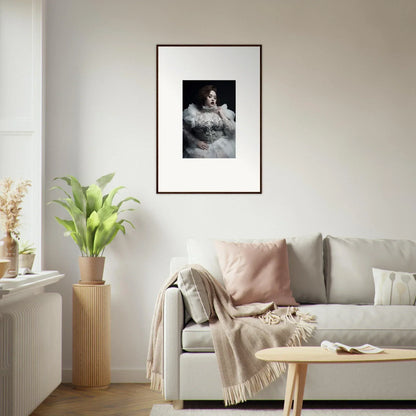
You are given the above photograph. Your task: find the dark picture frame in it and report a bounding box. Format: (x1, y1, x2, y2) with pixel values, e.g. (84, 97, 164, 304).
(157, 45, 262, 194)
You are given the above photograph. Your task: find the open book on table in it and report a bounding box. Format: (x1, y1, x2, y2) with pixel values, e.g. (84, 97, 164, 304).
(321, 340, 384, 354)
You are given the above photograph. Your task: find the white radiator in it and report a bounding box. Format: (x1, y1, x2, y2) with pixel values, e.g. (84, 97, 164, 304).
(0, 293, 62, 416)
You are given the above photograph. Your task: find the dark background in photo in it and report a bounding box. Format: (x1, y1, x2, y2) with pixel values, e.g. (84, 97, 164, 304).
(183, 80, 236, 113)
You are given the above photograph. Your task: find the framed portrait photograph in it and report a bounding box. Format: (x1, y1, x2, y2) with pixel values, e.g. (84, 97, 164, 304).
(157, 45, 262, 193)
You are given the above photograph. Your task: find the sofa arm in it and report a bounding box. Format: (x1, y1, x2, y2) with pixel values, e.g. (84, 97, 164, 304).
(163, 286, 184, 400)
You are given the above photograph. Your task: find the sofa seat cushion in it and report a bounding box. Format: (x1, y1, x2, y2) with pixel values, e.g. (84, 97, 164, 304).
(182, 321, 213, 352)
(301, 304, 416, 348)
(182, 304, 416, 352)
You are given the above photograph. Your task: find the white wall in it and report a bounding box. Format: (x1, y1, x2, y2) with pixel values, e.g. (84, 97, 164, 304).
(45, 0, 416, 381)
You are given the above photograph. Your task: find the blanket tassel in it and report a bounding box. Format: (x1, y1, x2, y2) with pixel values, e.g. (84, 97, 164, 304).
(223, 361, 286, 406)
(147, 360, 163, 393)
(223, 308, 316, 406)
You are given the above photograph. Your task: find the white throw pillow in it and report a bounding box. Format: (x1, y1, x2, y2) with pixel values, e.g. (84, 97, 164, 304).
(177, 267, 211, 324)
(373, 268, 416, 305)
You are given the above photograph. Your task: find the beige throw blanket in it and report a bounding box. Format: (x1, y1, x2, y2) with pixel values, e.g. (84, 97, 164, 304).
(147, 265, 316, 406)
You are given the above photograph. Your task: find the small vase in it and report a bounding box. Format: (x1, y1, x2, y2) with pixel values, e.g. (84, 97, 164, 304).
(78, 256, 105, 285)
(19, 253, 36, 271)
(0, 232, 19, 278)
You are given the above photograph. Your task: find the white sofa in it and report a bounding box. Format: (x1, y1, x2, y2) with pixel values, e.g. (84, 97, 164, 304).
(163, 234, 416, 403)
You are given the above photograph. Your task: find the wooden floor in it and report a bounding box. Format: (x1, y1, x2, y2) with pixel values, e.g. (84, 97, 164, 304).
(31, 384, 416, 415)
(30, 383, 168, 416)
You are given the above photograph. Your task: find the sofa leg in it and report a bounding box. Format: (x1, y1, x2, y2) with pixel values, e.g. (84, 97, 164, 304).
(173, 400, 184, 409)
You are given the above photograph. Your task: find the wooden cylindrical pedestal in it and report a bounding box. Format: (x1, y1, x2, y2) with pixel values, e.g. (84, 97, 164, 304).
(72, 284, 111, 389)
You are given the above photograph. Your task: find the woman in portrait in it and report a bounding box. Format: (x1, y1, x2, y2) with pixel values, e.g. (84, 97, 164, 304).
(183, 84, 236, 158)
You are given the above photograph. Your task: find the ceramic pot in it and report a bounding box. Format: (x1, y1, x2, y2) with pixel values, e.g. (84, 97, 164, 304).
(0, 232, 19, 278)
(19, 253, 36, 271)
(78, 256, 105, 285)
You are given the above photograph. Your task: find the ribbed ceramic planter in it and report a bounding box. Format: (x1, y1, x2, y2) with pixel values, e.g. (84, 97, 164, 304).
(78, 256, 105, 285)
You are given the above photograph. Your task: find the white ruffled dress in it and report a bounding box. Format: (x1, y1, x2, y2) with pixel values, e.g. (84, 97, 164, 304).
(183, 103, 236, 158)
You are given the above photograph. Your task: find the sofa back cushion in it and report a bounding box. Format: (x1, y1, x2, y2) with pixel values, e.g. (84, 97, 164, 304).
(170, 257, 189, 275)
(187, 233, 326, 304)
(286, 234, 326, 304)
(187, 238, 225, 284)
(324, 236, 416, 304)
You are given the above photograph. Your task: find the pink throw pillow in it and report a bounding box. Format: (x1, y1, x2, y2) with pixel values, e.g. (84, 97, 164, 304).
(215, 240, 298, 306)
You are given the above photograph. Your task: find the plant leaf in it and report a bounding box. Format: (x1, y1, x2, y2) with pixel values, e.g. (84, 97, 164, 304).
(86, 184, 103, 217)
(68, 176, 86, 213)
(96, 173, 115, 191)
(55, 217, 84, 252)
(103, 223, 124, 246)
(117, 223, 126, 234)
(86, 211, 100, 255)
(103, 186, 125, 208)
(66, 200, 88, 255)
(55, 217, 76, 233)
(49, 198, 72, 213)
(87, 211, 100, 231)
(97, 205, 117, 222)
(49, 185, 72, 199)
(118, 218, 135, 230)
(69, 232, 84, 250)
(116, 196, 140, 209)
(93, 212, 118, 255)
(53, 176, 72, 186)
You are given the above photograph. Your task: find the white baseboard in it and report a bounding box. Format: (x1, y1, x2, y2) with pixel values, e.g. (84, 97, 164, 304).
(62, 368, 147, 383)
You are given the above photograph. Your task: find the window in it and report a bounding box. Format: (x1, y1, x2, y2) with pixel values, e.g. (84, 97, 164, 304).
(0, 0, 44, 269)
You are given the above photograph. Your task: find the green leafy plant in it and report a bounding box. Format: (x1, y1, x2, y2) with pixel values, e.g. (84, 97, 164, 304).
(50, 173, 140, 257)
(19, 241, 36, 255)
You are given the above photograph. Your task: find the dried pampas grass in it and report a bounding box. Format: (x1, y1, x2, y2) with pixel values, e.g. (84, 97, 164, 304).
(0, 177, 32, 238)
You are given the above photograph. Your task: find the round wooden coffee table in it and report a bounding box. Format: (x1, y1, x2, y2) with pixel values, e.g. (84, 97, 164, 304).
(255, 346, 416, 416)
